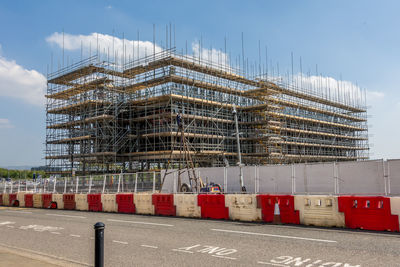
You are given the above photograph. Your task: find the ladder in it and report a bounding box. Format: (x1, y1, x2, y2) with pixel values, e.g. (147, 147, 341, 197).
(159, 114, 202, 193)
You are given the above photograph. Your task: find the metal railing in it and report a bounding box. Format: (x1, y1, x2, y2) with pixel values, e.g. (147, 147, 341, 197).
(0, 172, 161, 194)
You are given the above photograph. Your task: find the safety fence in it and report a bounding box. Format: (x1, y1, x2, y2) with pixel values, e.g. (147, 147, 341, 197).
(161, 159, 400, 195)
(1, 192, 400, 233)
(2, 159, 400, 196)
(0, 172, 161, 194)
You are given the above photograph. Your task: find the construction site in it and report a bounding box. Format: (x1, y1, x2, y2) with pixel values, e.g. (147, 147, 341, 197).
(45, 43, 369, 176)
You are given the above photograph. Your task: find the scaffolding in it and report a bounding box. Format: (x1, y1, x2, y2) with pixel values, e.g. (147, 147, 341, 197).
(45, 48, 368, 176)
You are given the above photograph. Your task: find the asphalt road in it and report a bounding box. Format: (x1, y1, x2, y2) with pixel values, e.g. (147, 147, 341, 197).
(0, 206, 399, 267)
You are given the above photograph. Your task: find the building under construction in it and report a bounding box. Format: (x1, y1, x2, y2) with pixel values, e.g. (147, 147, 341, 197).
(45, 48, 368, 175)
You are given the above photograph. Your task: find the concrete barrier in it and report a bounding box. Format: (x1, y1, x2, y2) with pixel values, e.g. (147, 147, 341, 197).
(174, 194, 201, 218)
(3, 193, 10, 206)
(17, 192, 25, 207)
(75, 194, 89, 211)
(226, 194, 261, 222)
(52, 194, 64, 209)
(33, 194, 43, 208)
(101, 194, 117, 212)
(294, 195, 345, 228)
(134, 193, 154, 215)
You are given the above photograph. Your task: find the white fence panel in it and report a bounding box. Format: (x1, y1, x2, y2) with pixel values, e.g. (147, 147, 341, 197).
(337, 160, 385, 195)
(258, 165, 292, 194)
(304, 162, 335, 194)
(388, 159, 400, 195)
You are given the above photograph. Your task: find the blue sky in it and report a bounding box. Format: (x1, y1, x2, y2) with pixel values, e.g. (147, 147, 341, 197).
(0, 0, 399, 166)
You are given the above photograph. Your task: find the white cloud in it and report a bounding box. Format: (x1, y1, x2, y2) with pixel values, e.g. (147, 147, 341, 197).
(275, 73, 383, 107)
(106, 5, 112, 9)
(366, 91, 384, 102)
(46, 32, 163, 64)
(191, 42, 230, 69)
(46, 32, 232, 71)
(0, 53, 46, 107)
(0, 118, 14, 129)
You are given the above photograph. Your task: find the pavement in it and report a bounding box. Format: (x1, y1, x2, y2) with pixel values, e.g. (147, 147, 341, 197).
(0, 244, 85, 267)
(0, 206, 400, 266)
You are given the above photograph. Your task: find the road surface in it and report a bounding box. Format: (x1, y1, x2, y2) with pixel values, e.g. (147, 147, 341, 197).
(0, 206, 399, 266)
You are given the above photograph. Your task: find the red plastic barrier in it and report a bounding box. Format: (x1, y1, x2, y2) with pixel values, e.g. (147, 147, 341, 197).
(338, 196, 399, 232)
(42, 194, 52, 208)
(256, 195, 300, 224)
(116, 193, 135, 214)
(88, 194, 102, 212)
(9, 193, 17, 207)
(63, 194, 76, 210)
(24, 194, 33, 208)
(0, 194, 3, 206)
(152, 194, 176, 216)
(197, 194, 229, 220)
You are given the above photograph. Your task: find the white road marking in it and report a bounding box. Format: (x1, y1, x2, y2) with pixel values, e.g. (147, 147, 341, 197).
(172, 249, 194, 254)
(4, 210, 32, 214)
(112, 240, 128, 245)
(6, 225, 15, 228)
(0, 221, 15, 226)
(141, 245, 158, 249)
(251, 222, 395, 239)
(212, 255, 237, 260)
(258, 262, 285, 267)
(211, 229, 337, 243)
(107, 219, 173, 227)
(50, 232, 61, 235)
(19, 225, 64, 232)
(45, 214, 86, 219)
(70, 234, 81, 238)
(267, 255, 359, 267)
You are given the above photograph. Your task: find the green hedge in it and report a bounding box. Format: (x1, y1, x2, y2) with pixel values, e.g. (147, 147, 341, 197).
(0, 168, 48, 179)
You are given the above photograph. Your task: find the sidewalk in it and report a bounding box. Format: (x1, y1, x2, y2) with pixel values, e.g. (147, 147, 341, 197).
(0, 244, 90, 267)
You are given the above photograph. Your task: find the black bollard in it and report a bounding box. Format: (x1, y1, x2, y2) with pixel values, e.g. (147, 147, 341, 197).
(94, 222, 105, 267)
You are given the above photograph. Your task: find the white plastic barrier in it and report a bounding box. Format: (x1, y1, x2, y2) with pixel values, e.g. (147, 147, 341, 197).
(390, 197, 400, 227)
(134, 193, 154, 215)
(2, 193, 10, 206)
(225, 194, 261, 221)
(16, 192, 25, 207)
(174, 194, 201, 218)
(33, 194, 42, 208)
(101, 194, 117, 212)
(294, 195, 345, 227)
(52, 194, 64, 210)
(75, 194, 88, 211)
